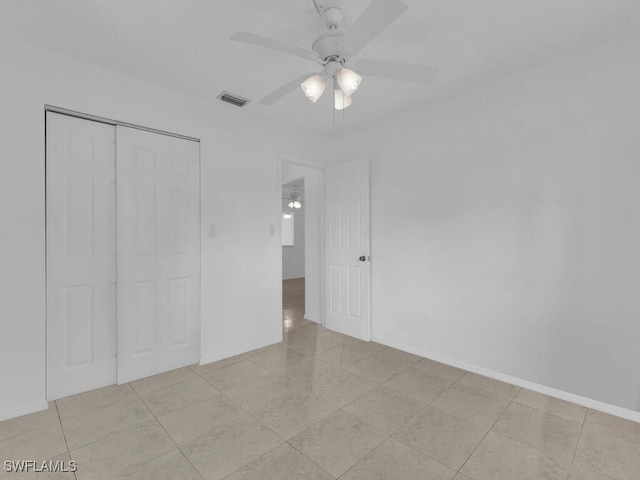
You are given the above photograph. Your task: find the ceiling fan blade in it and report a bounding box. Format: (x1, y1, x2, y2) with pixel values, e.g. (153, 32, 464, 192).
(258, 72, 319, 106)
(355, 59, 437, 84)
(231, 31, 320, 63)
(343, 0, 408, 56)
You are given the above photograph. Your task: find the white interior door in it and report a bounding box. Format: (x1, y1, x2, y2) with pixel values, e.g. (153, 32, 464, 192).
(116, 126, 200, 384)
(46, 113, 117, 400)
(324, 157, 371, 340)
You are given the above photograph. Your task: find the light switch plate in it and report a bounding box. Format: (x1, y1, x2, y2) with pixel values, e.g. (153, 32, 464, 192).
(269, 224, 275, 236)
(209, 225, 216, 238)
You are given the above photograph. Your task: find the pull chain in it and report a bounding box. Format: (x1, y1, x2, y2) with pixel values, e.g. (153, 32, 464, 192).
(332, 91, 335, 130)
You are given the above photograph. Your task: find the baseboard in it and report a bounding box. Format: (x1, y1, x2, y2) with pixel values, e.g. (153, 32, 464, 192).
(372, 336, 640, 424)
(199, 336, 282, 366)
(303, 313, 320, 324)
(0, 400, 49, 422)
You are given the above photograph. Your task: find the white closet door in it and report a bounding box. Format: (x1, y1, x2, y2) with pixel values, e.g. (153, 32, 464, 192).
(46, 113, 117, 400)
(116, 126, 200, 383)
(325, 157, 371, 340)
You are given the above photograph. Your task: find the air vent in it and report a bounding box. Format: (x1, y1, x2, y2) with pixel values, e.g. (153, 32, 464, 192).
(217, 91, 250, 107)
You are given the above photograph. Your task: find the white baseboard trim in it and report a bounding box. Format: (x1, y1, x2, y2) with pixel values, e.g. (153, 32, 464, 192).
(199, 336, 282, 366)
(372, 336, 640, 424)
(0, 400, 49, 422)
(303, 313, 320, 324)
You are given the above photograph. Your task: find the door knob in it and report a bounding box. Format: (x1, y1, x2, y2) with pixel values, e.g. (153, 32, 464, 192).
(359, 255, 369, 262)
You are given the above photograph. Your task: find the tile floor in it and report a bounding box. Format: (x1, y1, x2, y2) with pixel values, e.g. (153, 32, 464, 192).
(2, 278, 639, 479)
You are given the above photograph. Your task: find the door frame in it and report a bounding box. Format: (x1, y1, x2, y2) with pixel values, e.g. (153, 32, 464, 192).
(44, 105, 201, 399)
(277, 154, 372, 339)
(45, 105, 199, 142)
(278, 153, 326, 329)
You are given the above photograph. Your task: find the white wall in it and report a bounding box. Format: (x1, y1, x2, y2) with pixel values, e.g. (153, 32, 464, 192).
(334, 35, 640, 413)
(3, 25, 639, 424)
(0, 39, 323, 420)
(281, 161, 324, 324)
(282, 195, 305, 280)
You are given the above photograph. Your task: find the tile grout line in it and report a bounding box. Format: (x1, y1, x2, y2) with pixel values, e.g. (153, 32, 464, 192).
(334, 386, 454, 480)
(286, 438, 347, 479)
(370, 372, 471, 477)
(216, 437, 286, 480)
(53, 400, 78, 480)
(129, 380, 207, 480)
(447, 386, 587, 478)
(509, 397, 587, 426)
(381, 366, 469, 441)
(202, 338, 390, 478)
(455, 388, 520, 476)
(394, 368, 589, 476)
(163, 378, 291, 480)
(564, 408, 588, 480)
(306, 357, 466, 478)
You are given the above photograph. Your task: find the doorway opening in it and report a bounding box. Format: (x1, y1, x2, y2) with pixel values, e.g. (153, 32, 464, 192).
(279, 156, 325, 343)
(282, 178, 307, 333)
(278, 155, 371, 345)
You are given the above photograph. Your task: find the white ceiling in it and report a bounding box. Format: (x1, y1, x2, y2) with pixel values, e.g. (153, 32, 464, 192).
(3, 0, 639, 133)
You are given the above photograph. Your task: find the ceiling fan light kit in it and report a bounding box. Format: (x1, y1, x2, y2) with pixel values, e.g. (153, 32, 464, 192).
(301, 66, 361, 109)
(230, 0, 437, 114)
(336, 67, 362, 96)
(301, 74, 327, 103)
(334, 88, 352, 110)
(287, 188, 303, 209)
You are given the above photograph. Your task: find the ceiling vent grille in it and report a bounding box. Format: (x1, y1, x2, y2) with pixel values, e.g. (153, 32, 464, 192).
(217, 91, 250, 107)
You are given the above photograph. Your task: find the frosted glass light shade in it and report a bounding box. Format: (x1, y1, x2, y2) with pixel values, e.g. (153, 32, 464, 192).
(334, 89, 352, 110)
(282, 211, 293, 219)
(336, 68, 362, 96)
(301, 74, 326, 103)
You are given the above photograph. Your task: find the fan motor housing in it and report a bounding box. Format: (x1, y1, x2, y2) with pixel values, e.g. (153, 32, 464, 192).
(312, 30, 345, 62)
(322, 6, 344, 29)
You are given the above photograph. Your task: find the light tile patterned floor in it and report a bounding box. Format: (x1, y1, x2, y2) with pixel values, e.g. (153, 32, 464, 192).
(2, 278, 639, 479)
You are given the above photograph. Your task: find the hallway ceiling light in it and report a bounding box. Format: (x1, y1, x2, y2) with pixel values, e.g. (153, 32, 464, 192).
(283, 211, 293, 219)
(287, 188, 302, 209)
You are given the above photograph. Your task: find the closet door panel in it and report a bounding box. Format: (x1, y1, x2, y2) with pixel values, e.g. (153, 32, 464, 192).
(116, 126, 200, 383)
(46, 113, 117, 400)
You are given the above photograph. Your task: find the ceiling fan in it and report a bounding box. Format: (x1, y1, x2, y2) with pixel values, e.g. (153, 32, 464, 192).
(230, 0, 437, 110)
(283, 186, 303, 209)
